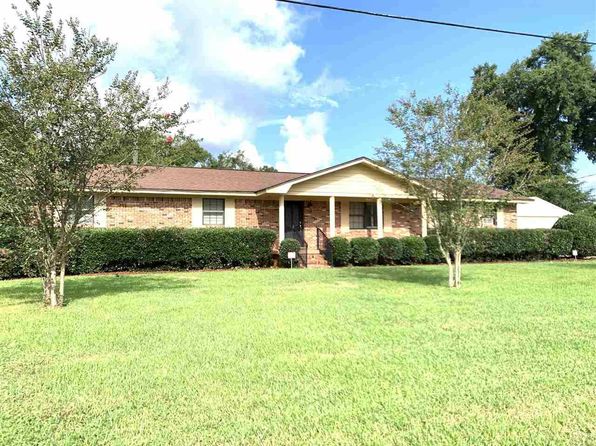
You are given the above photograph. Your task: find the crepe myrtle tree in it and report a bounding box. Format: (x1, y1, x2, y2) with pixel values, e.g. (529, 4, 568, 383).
(377, 87, 540, 288)
(0, 0, 186, 306)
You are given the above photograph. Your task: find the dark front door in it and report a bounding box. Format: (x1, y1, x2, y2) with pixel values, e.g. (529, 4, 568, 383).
(284, 201, 304, 244)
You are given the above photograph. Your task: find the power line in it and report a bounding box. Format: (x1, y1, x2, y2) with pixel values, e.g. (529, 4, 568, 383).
(276, 0, 596, 45)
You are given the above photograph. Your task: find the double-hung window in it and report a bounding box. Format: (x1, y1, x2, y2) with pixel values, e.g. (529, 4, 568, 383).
(203, 198, 225, 225)
(349, 202, 377, 229)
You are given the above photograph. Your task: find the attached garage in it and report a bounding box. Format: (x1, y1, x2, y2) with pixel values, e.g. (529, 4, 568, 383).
(516, 197, 571, 229)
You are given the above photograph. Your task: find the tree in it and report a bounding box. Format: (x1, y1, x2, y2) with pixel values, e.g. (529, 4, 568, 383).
(153, 135, 277, 171)
(377, 87, 538, 287)
(0, 1, 184, 306)
(471, 33, 595, 210)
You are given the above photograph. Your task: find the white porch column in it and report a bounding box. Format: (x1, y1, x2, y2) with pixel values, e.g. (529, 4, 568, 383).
(376, 198, 384, 239)
(329, 196, 336, 237)
(421, 201, 428, 236)
(278, 195, 285, 242)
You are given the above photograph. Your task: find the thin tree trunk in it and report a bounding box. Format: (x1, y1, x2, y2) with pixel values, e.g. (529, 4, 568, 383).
(58, 259, 66, 306)
(454, 249, 462, 288)
(445, 255, 455, 288)
(44, 267, 59, 307)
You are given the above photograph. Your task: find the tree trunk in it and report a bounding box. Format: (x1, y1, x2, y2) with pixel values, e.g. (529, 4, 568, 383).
(58, 259, 66, 306)
(445, 255, 455, 288)
(454, 249, 462, 288)
(43, 267, 59, 307)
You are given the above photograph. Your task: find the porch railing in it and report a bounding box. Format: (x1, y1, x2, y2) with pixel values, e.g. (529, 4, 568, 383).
(293, 232, 308, 268)
(316, 227, 333, 265)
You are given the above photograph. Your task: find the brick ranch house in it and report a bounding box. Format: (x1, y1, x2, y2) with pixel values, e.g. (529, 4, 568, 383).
(88, 157, 527, 266)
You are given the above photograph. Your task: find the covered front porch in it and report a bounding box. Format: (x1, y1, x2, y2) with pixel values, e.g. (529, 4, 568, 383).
(276, 195, 427, 266)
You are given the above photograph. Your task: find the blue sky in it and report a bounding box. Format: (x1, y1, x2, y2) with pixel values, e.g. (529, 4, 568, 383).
(2, 0, 595, 188)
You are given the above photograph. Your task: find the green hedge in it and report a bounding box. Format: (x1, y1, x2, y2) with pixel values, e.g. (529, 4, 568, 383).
(553, 214, 596, 257)
(279, 238, 302, 268)
(327, 237, 351, 266)
(423, 235, 444, 264)
(350, 237, 380, 266)
(401, 236, 427, 264)
(425, 229, 572, 264)
(0, 227, 277, 278)
(378, 237, 403, 265)
(68, 228, 277, 273)
(463, 228, 573, 261)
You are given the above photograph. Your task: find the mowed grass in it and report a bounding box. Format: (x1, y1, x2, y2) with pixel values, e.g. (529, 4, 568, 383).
(1, 262, 595, 445)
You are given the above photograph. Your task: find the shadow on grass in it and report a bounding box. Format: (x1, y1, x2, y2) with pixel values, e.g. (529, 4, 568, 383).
(334, 265, 450, 287)
(0, 273, 196, 307)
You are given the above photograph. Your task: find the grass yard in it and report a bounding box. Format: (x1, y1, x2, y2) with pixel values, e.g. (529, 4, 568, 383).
(1, 262, 595, 445)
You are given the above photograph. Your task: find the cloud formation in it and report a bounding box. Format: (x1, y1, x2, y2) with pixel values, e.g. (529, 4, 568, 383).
(1, 0, 341, 166)
(276, 112, 333, 172)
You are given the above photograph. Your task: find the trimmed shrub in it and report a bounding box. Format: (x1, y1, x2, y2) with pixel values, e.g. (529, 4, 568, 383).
(553, 214, 596, 257)
(279, 238, 302, 268)
(462, 228, 572, 261)
(378, 237, 403, 265)
(0, 225, 39, 279)
(67, 227, 277, 274)
(424, 235, 444, 264)
(350, 237, 380, 266)
(327, 236, 351, 266)
(401, 236, 426, 264)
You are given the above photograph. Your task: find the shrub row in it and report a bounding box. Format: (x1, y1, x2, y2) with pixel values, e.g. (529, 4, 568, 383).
(324, 228, 575, 267)
(553, 214, 596, 257)
(0, 227, 277, 278)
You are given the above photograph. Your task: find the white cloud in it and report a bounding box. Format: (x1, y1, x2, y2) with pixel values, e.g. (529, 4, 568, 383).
(238, 141, 264, 167)
(290, 69, 350, 108)
(137, 71, 252, 146)
(276, 112, 333, 172)
(0, 0, 180, 63)
(176, 0, 305, 90)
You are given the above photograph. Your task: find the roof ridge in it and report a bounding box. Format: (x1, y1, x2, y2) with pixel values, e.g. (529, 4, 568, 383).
(141, 164, 309, 175)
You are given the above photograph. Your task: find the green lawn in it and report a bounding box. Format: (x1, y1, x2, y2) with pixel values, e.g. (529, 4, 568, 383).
(1, 262, 595, 445)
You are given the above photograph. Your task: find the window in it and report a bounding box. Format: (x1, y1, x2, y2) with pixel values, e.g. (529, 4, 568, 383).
(70, 195, 95, 226)
(481, 213, 497, 227)
(203, 198, 225, 225)
(349, 202, 377, 229)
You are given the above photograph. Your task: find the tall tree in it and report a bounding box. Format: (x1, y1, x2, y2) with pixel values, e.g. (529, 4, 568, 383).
(0, 1, 184, 306)
(377, 87, 538, 287)
(471, 33, 595, 210)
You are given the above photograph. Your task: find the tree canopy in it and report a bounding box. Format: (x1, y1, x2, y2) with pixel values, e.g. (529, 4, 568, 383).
(377, 87, 538, 287)
(0, 0, 183, 306)
(471, 33, 595, 211)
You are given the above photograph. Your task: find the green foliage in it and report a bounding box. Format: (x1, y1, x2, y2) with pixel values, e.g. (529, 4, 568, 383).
(0, 1, 186, 304)
(279, 238, 302, 268)
(423, 235, 444, 264)
(575, 203, 596, 219)
(377, 86, 539, 286)
(462, 229, 573, 261)
(527, 174, 592, 213)
(471, 33, 596, 174)
(327, 236, 352, 266)
(401, 236, 427, 264)
(553, 214, 596, 257)
(378, 237, 403, 265)
(350, 237, 380, 266)
(66, 228, 277, 274)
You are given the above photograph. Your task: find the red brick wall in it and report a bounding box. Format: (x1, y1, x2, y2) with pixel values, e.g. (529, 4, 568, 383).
(106, 196, 192, 228)
(235, 199, 279, 231)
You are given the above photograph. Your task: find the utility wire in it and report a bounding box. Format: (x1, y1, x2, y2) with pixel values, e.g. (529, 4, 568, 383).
(276, 0, 596, 45)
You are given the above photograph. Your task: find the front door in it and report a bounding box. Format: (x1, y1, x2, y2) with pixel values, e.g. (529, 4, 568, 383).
(284, 201, 304, 244)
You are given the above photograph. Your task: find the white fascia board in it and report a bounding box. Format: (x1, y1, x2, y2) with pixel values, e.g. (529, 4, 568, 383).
(260, 158, 418, 194)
